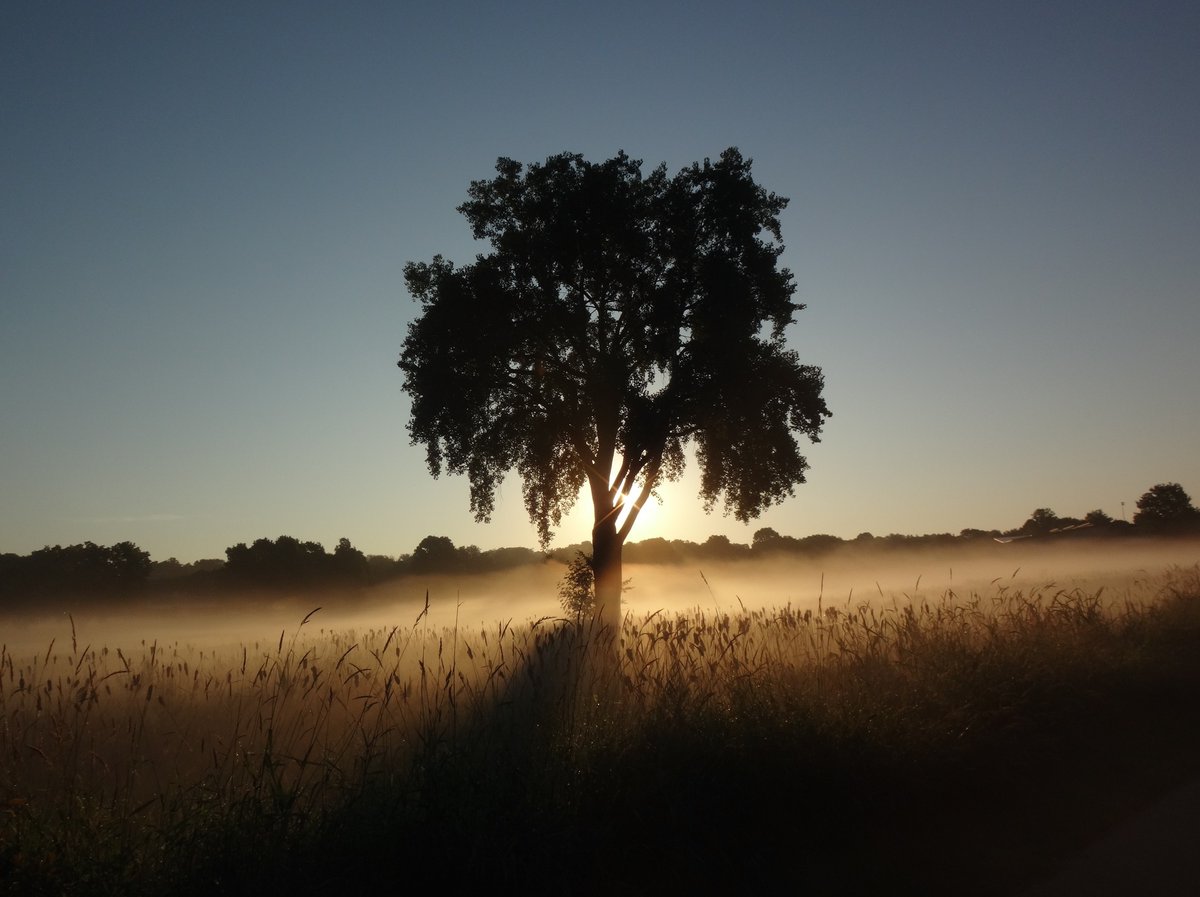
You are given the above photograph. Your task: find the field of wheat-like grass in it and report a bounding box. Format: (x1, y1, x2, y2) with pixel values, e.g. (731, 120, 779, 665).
(2, 565, 1199, 895)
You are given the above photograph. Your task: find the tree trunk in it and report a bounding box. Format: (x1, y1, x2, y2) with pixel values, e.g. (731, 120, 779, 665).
(591, 516, 623, 632)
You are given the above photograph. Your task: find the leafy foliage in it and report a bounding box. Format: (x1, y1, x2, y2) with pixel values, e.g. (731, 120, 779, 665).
(1134, 482, 1200, 532)
(400, 149, 829, 541)
(0, 541, 151, 603)
(407, 535, 460, 573)
(399, 149, 830, 614)
(1018, 508, 1067, 535)
(223, 535, 371, 588)
(557, 551, 596, 622)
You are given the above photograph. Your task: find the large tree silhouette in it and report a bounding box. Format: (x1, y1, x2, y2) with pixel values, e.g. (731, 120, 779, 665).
(399, 148, 830, 626)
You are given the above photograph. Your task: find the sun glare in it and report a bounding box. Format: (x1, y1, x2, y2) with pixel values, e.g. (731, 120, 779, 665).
(616, 486, 658, 532)
(563, 478, 665, 543)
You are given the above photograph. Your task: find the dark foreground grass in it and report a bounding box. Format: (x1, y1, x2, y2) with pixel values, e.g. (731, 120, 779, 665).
(3, 567, 1199, 896)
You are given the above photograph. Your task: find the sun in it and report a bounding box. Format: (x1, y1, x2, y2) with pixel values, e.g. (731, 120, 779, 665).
(616, 484, 658, 533)
(563, 478, 665, 543)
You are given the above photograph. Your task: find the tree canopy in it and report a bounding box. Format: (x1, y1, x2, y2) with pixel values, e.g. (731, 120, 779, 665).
(399, 148, 830, 623)
(1134, 483, 1200, 532)
(0, 541, 150, 605)
(223, 535, 368, 588)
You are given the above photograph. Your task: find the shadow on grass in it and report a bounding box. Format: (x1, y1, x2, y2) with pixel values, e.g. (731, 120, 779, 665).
(9, 572, 1200, 897)
(249, 590, 1200, 896)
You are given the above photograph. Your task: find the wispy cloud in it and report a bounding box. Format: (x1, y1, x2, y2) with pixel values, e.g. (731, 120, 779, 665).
(73, 514, 186, 524)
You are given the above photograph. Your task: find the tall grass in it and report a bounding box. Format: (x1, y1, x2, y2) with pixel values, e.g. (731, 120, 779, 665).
(2, 566, 1199, 895)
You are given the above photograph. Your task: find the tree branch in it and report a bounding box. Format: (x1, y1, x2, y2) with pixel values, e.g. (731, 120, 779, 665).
(568, 431, 605, 482)
(618, 457, 662, 542)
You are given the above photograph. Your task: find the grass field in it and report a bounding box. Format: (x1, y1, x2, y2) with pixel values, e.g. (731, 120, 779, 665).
(2, 561, 1199, 895)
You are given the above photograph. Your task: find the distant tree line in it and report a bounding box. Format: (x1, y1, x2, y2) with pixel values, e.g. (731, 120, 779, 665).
(0, 541, 152, 607)
(2, 483, 1196, 608)
(0, 533, 549, 608)
(151, 534, 547, 592)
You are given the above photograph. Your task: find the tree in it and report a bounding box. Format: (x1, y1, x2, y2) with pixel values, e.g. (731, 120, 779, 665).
(752, 527, 784, 550)
(557, 552, 596, 623)
(959, 528, 994, 540)
(106, 541, 153, 588)
(698, 534, 751, 561)
(224, 535, 330, 588)
(332, 537, 370, 582)
(408, 535, 461, 573)
(1018, 508, 1060, 536)
(0, 541, 152, 601)
(399, 148, 830, 627)
(1133, 483, 1200, 532)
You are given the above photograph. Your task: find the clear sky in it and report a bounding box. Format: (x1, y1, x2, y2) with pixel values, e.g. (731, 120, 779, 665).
(3, 1, 1198, 563)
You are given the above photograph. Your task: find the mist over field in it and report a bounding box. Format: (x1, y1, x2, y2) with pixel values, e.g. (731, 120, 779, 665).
(3, 536, 1200, 896)
(660, 538, 1200, 613)
(5, 538, 1197, 662)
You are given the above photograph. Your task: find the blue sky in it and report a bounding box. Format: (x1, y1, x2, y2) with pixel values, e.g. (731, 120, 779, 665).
(2, 1, 1198, 562)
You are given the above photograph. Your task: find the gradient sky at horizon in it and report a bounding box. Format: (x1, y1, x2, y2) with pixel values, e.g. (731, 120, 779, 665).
(3, 1, 1198, 563)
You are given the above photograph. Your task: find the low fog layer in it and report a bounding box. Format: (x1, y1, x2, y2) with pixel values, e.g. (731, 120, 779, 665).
(649, 538, 1200, 614)
(4, 538, 1198, 661)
